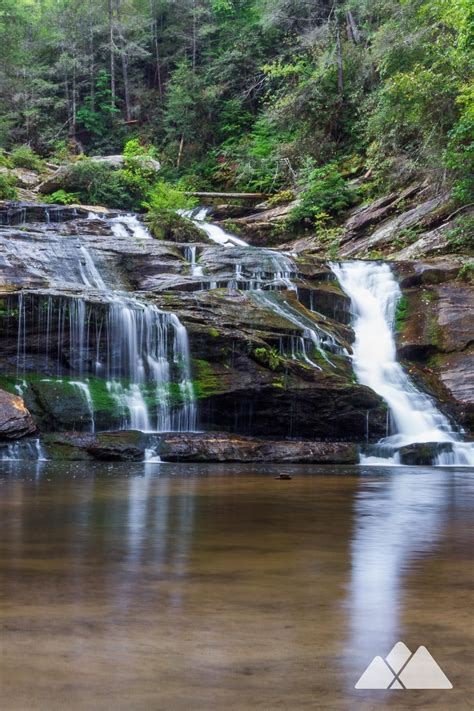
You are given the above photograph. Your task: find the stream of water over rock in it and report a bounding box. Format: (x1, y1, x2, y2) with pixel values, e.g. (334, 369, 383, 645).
(1, 204, 472, 466)
(2, 208, 196, 438)
(332, 261, 474, 466)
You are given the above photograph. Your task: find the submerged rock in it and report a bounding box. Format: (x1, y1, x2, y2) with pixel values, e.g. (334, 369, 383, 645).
(0, 389, 36, 439)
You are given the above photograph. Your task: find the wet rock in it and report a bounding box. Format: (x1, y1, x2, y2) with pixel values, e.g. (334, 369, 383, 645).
(25, 380, 96, 432)
(0, 388, 36, 440)
(160, 433, 359, 463)
(211, 204, 260, 220)
(223, 200, 300, 245)
(42, 430, 359, 463)
(398, 442, 452, 465)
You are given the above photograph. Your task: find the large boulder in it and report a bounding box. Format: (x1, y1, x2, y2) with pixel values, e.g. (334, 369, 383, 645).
(0, 389, 36, 439)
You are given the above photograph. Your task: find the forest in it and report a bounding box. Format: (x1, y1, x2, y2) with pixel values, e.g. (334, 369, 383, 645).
(0, 0, 472, 222)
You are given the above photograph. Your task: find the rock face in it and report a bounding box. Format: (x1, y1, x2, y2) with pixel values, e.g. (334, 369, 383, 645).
(40, 430, 359, 463)
(0, 389, 36, 440)
(0, 193, 471, 456)
(395, 261, 474, 432)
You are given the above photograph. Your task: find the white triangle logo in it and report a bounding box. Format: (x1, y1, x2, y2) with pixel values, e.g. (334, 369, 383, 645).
(355, 642, 453, 689)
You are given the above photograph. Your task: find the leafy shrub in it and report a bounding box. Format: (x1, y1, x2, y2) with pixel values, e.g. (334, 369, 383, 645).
(288, 161, 356, 226)
(10, 145, 43, 171)
(458, 262, 474, 282)
(43, 190, 79, 205)
(0, 150, 13, 169)
(446, 214, 474, 251)
(143, 181, 197, 239)
(62, 159, 145, 210)
(444, 84, 474, 205)
(0, 173, 18, 199)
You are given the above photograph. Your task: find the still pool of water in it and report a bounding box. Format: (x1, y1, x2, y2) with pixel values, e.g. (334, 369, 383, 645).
(0, 461, 472, 710)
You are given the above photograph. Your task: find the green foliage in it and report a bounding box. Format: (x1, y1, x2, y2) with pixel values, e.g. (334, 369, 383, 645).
(10, 145, 42, 170)
(444, 83, 474, 204)
(458, 261, 474, 282)
(143, 181, 197, 240)
(76, 70, 120, 149)
(43, 190, 79, 205)
(0, 0, 472, 228)
(289, 162, 356, 226)
(0, 150, 13, 169)
(395, 295, 409, 332)
(253, 346, 283, 370)
(62, 159, 144, 210)
(0, 172, 18, 199)
(446, 214, 474, 251)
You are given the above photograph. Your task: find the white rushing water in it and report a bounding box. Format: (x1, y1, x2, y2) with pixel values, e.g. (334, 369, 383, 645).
(10, 210, 197, 436)
(332, 261, 474, 466)
(180, 207, 248, 246)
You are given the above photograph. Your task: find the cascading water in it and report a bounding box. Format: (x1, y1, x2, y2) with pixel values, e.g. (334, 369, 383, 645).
(183, 208, 345, 364)
(2, 211, 196, 439)
(180, 207, 249, 247)
(332, 261, 474, 466)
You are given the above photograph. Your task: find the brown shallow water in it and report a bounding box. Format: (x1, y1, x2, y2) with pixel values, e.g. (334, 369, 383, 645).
(0, 461, 472, 710)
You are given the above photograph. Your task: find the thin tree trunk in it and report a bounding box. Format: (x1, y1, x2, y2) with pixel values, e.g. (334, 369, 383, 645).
(336, 26, 344, 96)
(346, 11, 361, 44)
(150, 0, 163, 99)
(177, 134, 184, 167)
(88, 0, 95, 109)
(192, 2, 197, 72)
(108, 0, 116, 109)
(71, 56, 77, 138)
(116, 0, 131, 121)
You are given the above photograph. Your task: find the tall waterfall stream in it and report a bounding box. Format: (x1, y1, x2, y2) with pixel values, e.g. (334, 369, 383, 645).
(332, 261, 474, 466)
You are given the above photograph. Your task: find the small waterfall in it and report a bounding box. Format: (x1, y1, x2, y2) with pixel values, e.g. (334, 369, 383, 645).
(70, 381, 96, 432)
(183, 207, 347, 363)
(110, 213, 153, 240)
(332, 261, 474, 466)
(180, 207, 248, 246)
(184, 245, 204, 277)
(3, 209, 197, 439)
(9, 292, 196, 433)
(1, 438, 46, 461)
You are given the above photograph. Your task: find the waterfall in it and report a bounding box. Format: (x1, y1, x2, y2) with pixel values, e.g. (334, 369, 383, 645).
(180, 208, 248, 246)
(4, 210, 196, 435)
(332, 261, 474, 466)
(183, 208, 346, 364)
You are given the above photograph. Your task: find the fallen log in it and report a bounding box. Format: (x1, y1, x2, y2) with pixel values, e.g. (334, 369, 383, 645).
(186, 191, 268, 200)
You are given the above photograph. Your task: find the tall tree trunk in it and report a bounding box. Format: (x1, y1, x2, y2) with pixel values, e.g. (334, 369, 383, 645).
(71, 56, 77, 138)
(336, 26, 344, 96)
(177, 134, 184, 168)
(346, 11, 361, 44)
(116, 0, 131, 121)
(108, 0, 116, 109)
(88, 0, 95, 109)
(192, 1, 197, 72)
(150, 0, 163, 99)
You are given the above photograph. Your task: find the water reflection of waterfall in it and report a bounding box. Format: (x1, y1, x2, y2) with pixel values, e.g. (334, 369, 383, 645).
(332, 261, 474, 466)
(345, 470, 451, 680)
